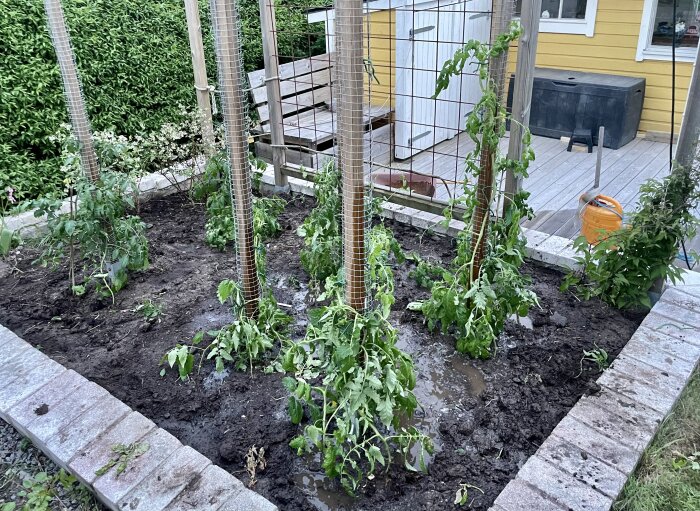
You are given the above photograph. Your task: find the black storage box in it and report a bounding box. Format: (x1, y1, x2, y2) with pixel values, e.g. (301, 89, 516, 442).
(506, 68, 645, 149)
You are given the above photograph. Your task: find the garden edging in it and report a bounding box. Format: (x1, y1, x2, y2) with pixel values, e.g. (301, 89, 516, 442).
(489, 271, 700, 511)
(0, 323, 276, 511)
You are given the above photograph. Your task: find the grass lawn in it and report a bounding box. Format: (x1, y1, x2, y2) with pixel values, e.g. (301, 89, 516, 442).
(613, 368, 700, 511)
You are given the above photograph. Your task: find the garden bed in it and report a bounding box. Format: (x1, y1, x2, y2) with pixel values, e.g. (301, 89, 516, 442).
(0, 192, 645, 511)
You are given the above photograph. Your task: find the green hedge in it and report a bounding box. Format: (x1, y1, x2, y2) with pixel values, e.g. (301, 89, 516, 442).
(0, 0, 326, 206)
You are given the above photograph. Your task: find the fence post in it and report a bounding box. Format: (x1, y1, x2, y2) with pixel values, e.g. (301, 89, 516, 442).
(44, 0, 99, 182)
(503, 0, 540, 214)
(470, 0, 514, 282)
(675, 43, 700, 169)
(210, 0, 261, 317)
(258, 0, 288, 189)
(336, 0, 366, 310)
(184, 0, 216, 156)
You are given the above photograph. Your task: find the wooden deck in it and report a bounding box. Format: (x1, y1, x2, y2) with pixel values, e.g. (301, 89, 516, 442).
(311, 123, 671, 241)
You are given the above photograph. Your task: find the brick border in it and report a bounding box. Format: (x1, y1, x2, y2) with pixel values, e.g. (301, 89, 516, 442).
(0, 324, 276, 511)
(490, 272, 700, 511)
(6, 164, 697, 511)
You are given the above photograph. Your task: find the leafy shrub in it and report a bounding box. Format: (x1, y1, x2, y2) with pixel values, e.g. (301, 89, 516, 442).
(32, 132, 149, 298)
(0, 0, 217, 204)
(408, 24, 538, 359)
(0, 0, 327, 206)
(192, 152, 282, 254)
(562, 162, 700, 309)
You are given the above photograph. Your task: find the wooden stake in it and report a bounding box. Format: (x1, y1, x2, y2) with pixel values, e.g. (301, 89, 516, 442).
(470, 0, 513, 282)
(210, 0, 260, 316)
(675, 43, 700, 169)
(258, 0, 288, 188)
(503, 0, 540, 214)
(336, 0, 366, 311)
(184, 0, 216, 156)
(44, 0, 99, 182)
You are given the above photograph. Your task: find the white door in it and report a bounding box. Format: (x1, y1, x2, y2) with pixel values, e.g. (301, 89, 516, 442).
(395, 0, 491, 160)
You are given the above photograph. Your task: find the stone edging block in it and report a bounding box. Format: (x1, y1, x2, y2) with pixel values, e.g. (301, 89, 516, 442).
(490, 283, 700, 511)
(0, 326, 277, 511)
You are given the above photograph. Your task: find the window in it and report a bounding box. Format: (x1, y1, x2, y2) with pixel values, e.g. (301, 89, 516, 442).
(514, 0, 597, 37)
(515, 0, 588, 20)
(637, 0, 700, 62)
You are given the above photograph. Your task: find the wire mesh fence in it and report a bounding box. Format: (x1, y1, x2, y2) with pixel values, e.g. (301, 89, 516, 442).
(251, 0, 518, 206)
(44, 0, 100, 182)
(210, 0, 261, 315)
(250, 0, 675, 257)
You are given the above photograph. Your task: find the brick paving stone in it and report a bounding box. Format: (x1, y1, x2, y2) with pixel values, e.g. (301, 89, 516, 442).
(493, 478, 566, 511)
(45, 394, 131, 468)
(642, 311, 700, 347)
(518, 456, 612, 511)
(584, 385, 664, 432)
(660, 287, 700, 312)
(0, 356, 66, 416)
(69, 411, 156, 487)
(608, 356, 685, 398)
(0, 347, 50, 389)
(535, 435, 628, 499)
(568, 397, 656, 452)
(93, 428, 182, 507)
(651, 301, 700, 328)
(597, 368, 677, 415)
(628, 325, 700, 363)
(25, 380, 109, 446)
(7, 369, 86, 437)
(117, 446, 211, 511)
(549, 415, 641, 474)
(619, 334, 697, 378)
(217, 490, 278, 511)
(0, 325, 32, 361)
(165, 465, 244, 511)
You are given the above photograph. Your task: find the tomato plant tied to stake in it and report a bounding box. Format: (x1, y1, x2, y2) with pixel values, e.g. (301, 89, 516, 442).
(408, 23, 539, 358)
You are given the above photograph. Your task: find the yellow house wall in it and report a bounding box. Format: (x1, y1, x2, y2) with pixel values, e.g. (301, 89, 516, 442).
(362, 2, 693, 134)
(364, 9, 395, 107)
(505, 1, 691, 134)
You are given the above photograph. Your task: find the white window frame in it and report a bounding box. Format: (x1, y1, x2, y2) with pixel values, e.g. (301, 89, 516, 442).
(636, 0, 699, 62)
(533, 0, 598, 37)
(310, 0, 600, 40)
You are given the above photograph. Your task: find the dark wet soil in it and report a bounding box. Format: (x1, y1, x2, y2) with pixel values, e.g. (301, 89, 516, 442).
(0, 192, 645, 510)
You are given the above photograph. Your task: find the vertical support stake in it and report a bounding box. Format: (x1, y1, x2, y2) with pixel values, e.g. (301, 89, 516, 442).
(675, 43, 700, 169)
(504, 0, 540, 214)
(44, 0, 99, 182)
(259, 0, 288, 188)
(336, 0, 366, 310)
(210, 0, 260, 316)
(185, 0, 216, 157)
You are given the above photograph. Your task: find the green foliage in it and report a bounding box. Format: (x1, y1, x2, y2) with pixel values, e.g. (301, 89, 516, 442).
(298, 160, 386, 290)
(614, 369, 700, 511)
(281, 297, 431, 494)
(162, 280, 291, 377)
(408, 253, 447, 290)
(134, 299, 162, 323)
(562, 163, 700, 309)
(298, 160, 343, 286)
(8, 469, 91, 511)
(578, 344, 609, 376)
(0, 0, 218, 205)
(409, 24, 537, 359)
(283, 202, 429, 493)
(95, 442, 150, 478)
(31, 133, 149, 298)
(1, 0, 329, 205)
(193, 153, 283, 255)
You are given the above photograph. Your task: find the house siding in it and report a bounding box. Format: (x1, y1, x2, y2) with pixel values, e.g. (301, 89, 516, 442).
(506, 0, 691, 134)
(362, 1, 693, 134)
